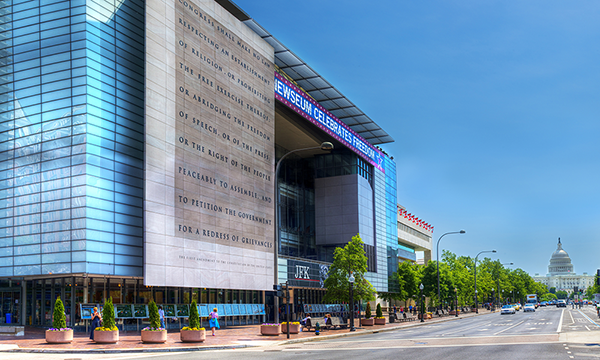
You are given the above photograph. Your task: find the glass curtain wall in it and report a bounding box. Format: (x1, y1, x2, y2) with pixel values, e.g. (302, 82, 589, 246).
(0, 0, 145, 278)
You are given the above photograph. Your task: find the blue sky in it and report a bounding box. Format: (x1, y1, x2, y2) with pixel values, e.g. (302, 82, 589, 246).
(234, 0, 600, 276)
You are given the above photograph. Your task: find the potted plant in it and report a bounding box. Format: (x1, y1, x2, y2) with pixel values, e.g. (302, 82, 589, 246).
(374, 303, 386, 325)
(281, 321, 301, 334)
(141, 300, 167, 343)
(45, 296, 73, 344)
(260, 323, 281, 336)
(360, 302, 375, 326)
(94, 297, 119, 343)
(180, 300, 205, 342)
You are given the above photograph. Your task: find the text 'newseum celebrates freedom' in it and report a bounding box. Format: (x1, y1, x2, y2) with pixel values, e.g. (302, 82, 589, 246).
(274, 72, 384, 172)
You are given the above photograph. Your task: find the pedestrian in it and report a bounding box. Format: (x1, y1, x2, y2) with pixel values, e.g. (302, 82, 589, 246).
(393, 305, 397, 314)
(409, 305, 413, 313)
(300, 313, 311, 326)
(158, 305, 165, 329)
(209, 307, 220, 336)
(89, 307, 102, 340)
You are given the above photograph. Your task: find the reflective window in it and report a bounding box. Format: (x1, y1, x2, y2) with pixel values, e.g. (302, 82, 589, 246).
(1, 0, 145, 276)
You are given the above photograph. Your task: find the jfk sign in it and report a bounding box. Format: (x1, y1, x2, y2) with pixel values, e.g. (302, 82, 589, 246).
(287, 259, 329, 288)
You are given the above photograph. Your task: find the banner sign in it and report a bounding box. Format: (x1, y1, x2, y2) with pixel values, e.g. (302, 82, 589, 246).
(274, 72, 385, 173)
(286, 259, 330, 288)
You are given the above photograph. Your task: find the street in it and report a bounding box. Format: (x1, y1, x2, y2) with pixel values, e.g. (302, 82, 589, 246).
(1, 306, 599, 359)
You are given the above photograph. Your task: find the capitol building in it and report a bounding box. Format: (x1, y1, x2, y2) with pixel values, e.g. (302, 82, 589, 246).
(533, 238, 595, 293)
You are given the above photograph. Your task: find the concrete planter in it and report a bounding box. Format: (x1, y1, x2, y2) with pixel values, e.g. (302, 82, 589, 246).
(260, 325, 281, 336)
(94, 330, 119, 344)
(141, 329, 167, 343)
(281, 324, 301, 334)
(449, 310, 460, 315)
(180, 329, 206, 343)
(45, 329, 73, 344)
(360, 318, 375, 326)
(374, 318, 386, 325)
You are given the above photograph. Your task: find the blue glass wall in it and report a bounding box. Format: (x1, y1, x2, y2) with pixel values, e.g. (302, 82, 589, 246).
(0, 0, 145, 277)
(384, 157, 399, 291)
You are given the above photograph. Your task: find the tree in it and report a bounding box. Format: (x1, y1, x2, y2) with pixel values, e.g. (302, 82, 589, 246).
(376, 303, 383, 318)
(555, 290, 568, 299)
(549, 287, 556, 294)
(323, 234, 376, 303)
(102, 296, 116, 331)
(365, 302, 372, 319)
(541, 293, 557, 302)
(148, 300, 160, 329)
(189, 300, 200, 329)
(52, 296, 66, 329)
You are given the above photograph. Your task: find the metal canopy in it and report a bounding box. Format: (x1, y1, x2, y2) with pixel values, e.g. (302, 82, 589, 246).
(216, 0, 394, 145)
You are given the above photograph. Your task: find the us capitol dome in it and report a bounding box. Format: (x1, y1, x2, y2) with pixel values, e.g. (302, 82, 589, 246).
(532, 238, 595, 293)
(548, 238, 574, 275)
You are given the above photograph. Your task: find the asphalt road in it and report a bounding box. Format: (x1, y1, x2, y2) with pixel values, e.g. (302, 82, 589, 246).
(2, 305, 599, 359)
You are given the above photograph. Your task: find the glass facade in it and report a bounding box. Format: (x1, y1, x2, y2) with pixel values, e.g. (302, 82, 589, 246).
(0, 0, 145, 277)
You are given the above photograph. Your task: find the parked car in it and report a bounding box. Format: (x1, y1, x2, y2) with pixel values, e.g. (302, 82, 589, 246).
(501, 305, 516, 315)
(524, 304, 536, 312)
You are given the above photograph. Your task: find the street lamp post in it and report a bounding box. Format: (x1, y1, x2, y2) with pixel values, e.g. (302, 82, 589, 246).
(349, 272, 355, 331)
(273, 142, 333, 323)
(454, 288, 458, 317)
(436, 230, 466, 312)
(420, 283, 425, 322)
(474, 249, 496, 314)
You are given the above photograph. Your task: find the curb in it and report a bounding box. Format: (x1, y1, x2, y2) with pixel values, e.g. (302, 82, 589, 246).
(1, 343, 258, 354)
(0, 311, 494, 354)
(279, 311, 490, 345)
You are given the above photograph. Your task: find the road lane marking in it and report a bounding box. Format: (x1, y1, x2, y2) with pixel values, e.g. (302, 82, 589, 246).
(568, 309, 575, 324)
(277, 341, 561, 351)
(440, 322, 493, 336)
(577, 309, 600, 328)
(493, 320, 525, 335)
(557, 309, 564, 333)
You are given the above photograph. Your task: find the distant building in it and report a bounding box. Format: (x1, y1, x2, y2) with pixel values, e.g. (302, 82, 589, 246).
(397, 206, 432, 263)
(533, 238, 595, 294)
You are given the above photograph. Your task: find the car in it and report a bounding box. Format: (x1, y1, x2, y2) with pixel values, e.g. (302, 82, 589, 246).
(524, 304, 536, 312)
(539, 301, 547, 307)
(501, 305, 516, 314)
(513, 304, 520, 311)
(557, 300, 567, 307)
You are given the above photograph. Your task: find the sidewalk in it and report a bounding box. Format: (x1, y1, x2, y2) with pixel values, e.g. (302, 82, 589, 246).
(0, 310, 488, 353)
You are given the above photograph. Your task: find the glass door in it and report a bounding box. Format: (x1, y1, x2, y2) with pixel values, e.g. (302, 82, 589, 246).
(0, 289, 21, 325)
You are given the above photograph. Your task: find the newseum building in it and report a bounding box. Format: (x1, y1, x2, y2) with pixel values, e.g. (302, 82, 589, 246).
(0, 0, 399, 329)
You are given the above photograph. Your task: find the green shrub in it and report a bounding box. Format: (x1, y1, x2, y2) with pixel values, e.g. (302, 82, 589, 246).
(365, 302, 372, 319)
(101, 297, 117, 331)
(148, 300, 160, 329)
(52, 296, 66, 329)
(188, 300, 200, 329)
(376, 303, 383, 318)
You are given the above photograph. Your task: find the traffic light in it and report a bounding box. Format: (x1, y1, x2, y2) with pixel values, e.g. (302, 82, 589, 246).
(273, 284, 283, 297)
(596, 269, 600, 286)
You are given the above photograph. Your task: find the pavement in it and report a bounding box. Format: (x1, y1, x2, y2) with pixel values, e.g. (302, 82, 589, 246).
(0, 310, 496, 354)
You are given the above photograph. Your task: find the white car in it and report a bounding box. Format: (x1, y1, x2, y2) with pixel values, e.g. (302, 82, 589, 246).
(524, 304, 535, 312)
(501, 305, 516, 314)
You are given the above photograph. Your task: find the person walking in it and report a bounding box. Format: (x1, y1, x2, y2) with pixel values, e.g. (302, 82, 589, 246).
(158, 305, 165, 329)
(209, 307, 220, 336)
(89, 307, 102, 340)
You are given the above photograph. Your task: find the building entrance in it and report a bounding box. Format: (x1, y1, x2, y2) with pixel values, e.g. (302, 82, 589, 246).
(0, 288, 21, 325)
